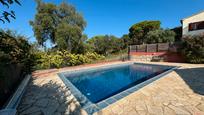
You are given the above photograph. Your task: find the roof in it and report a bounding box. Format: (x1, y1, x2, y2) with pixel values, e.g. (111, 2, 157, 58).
(181, 10, 204, 22)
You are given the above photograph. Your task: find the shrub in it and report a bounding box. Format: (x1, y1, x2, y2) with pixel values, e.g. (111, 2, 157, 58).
(33, 52, 50, 69)
(50, 52, 64, 68)
(182, 34, 204, 63)
(34, 51, 105, 69)
(0, 30, 35, 71)
(85, 52, 105, 60)
(0, 30, 35, 108)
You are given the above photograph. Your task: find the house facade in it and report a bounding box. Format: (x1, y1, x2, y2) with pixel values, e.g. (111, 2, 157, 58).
(181, 11, 204, 37)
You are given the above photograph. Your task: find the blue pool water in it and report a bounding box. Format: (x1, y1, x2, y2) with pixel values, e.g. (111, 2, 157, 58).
(65, 63, 171, 103)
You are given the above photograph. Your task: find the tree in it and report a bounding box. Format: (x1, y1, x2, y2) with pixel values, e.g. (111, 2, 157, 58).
(30, 0, 57, 47)
(109, 35, 124, 53)
(129, 21, 161, 45)
(144, 29, 176, 44)
(121, 34, 130, 49)
(87, 35, 124, 55)
(30, 0, 86, 52)
(171, 26, 182, 42)
(87, 35, 108, 55)
(55, 23, 82, 53)
(0, 0, 21, 23)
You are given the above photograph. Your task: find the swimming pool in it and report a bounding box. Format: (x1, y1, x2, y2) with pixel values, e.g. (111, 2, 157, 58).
(58, 63, 177, 114)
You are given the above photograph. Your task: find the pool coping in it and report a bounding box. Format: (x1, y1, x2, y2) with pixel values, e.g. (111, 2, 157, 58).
(58, 62, 179, 115)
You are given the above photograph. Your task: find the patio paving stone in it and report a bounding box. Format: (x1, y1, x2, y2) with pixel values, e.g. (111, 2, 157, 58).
(16, 62, 204, 115)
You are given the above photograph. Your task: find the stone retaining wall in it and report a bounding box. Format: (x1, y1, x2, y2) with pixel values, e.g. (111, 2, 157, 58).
(129, 52, 184, 62)
(130, 55, 163, 62)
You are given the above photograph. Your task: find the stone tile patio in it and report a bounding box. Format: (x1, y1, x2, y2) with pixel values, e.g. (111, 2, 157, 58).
(17, 62, 204, 115)
(17, 75, 86, 115)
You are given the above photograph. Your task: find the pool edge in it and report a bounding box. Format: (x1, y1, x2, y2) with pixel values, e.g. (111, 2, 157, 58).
(57, 63, 180, 115)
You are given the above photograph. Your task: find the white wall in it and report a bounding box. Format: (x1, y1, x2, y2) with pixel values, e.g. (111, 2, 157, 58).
(182, 12, 204, 36)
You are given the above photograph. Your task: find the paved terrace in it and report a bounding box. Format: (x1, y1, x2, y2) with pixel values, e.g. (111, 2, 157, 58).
(17, 62, 204, 115)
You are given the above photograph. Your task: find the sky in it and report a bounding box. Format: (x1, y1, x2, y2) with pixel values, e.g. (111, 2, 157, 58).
(1, 0, 204, 43)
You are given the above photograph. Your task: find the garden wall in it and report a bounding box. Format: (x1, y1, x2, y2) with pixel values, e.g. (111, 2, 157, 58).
(128, 42, 184, 62)
(129, 52, 184, 62)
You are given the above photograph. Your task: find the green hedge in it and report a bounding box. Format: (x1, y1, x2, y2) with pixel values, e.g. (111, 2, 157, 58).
(34, 50, 105, 69)
(182, 34, 204, 63)
(0, 30, 34, 108)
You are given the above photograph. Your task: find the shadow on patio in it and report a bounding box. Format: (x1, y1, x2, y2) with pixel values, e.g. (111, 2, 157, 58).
(17, 77, 86, 115)
(175, 67, 204, 95)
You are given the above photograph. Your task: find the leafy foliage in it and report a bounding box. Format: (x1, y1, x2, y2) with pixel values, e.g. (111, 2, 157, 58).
(34, 50, 105, 69)
(144, 29, 176, 44)
(0, 0, 21, 23)
(129, 21, 161, 45)
(0, 29, 35, 70)
(0, 29, 36, 108)
(182, 34, 204, 63)
(55, 23, 83, 53)
(30, 0, 86, 52)
(120, 34, 130, 49)
(87, 35, 125, 55)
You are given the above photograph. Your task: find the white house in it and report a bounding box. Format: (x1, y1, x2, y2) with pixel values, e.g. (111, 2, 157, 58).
(181, 11, 204, 37)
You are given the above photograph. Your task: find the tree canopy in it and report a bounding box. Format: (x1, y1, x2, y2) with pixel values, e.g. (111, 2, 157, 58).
(129, 21, 161, 45)
(144, 29, 176, 43)
(30, 0, 86, 53)
(87, 35, 125, 55)
(120, 34, 130, 49)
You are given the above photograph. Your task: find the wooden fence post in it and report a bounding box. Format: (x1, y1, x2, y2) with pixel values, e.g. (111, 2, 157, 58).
(128, 46, 130, 54)
(157, 43, 158, 52)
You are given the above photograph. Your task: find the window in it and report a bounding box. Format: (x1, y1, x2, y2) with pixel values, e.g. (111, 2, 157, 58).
(189, 21, 204, 31)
